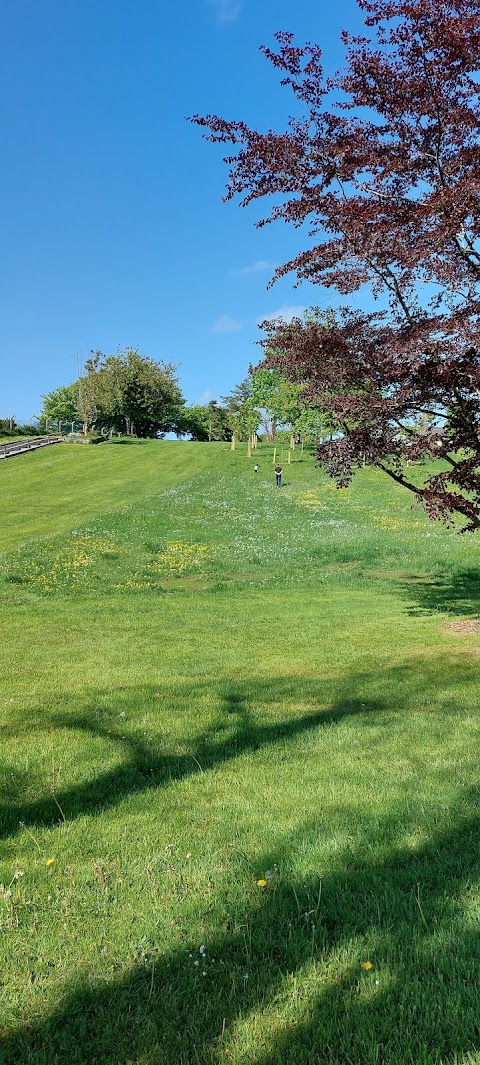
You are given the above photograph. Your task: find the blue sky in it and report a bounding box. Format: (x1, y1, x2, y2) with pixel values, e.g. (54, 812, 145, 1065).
(0, 0, 365, 421)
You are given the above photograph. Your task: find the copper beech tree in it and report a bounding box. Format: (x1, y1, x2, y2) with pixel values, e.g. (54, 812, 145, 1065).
(193, 0, 480, 529)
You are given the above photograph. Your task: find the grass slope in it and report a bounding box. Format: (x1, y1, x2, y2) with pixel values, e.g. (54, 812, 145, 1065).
(0, 439, 213, 551)
(0, 440, 479, 1065)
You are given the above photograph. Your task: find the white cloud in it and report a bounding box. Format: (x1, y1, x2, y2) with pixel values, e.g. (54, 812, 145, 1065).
(205, 0, 241, 24)
(231, 260, 277, 276)
(196, 389, 214, 404)
(211, 315, 242, 333)
(257, 305, 306, 325)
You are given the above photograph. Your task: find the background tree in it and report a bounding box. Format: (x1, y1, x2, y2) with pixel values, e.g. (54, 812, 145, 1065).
(221, 378, 258, 441)
(250, 367, 302, 443)
(78, 349, 185, 437)
(174, 405, 210, 441)
(203, 400, 232, 442)
(41, 383, 80, 431)
(177, 400, 232, 441)
(194, 0, 480, 530)
(231, 399, 261, 442)
(221, 378, 252, 415)
(293, 405, 332, 447)
(78, 352, 103, 434)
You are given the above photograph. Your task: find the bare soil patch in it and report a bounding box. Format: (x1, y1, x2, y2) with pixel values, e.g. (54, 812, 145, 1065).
(160, 577, 214, 591)
(446, 619, 480, 634)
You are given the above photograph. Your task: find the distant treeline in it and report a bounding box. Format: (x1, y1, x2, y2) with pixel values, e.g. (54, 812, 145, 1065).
(37, 348, 329, 444)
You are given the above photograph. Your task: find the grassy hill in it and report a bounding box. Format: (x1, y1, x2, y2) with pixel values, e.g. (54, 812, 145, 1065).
(0, 439, 479, 1064)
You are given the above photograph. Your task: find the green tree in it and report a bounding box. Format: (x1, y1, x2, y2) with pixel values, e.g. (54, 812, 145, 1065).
(230, 399, 260, 442)
(222, 379, 260, 442)
(78, 351, 104, 434)
(221, 378, 252, 413)
(176, 401, 232, 442)
(250, 368, 302, 442)
(293, 406, 331, 446)
(203, 400, 232, 442)
(41, 383, 80, 430)
(175, 405, 210, 441)
(78, 349, 185, 437)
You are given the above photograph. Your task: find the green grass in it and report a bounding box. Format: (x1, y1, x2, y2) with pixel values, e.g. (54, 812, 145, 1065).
(0, 439, 479, 1064)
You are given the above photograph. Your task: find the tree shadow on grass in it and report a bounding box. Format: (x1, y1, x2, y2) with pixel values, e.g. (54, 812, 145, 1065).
(398, 568, 480, 618)
(0, 658, 476, 845)
(2, 793, 480, 1064)
(1, 660, 480, 1062)
(105, 438, 149, 445)
(0, 679, 334, 844)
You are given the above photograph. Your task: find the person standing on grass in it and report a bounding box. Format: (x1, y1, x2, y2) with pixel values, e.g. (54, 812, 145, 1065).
(274, 463, 282, 487)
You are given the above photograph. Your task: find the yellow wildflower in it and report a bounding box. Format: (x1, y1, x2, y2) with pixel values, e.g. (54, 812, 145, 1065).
(46, 858, 55, 866)
(361, 960, 372, 970)
(256, 879, 267, 887)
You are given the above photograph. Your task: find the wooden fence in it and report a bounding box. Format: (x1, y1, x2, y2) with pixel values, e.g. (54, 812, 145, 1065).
(0, 436, 64, 460)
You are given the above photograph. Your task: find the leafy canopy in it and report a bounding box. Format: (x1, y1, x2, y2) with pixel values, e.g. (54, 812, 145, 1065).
(78, 349, 185, 437)
(41, 383, 80, 426)
(178, 400, 233, 442)
(194, 0, 480, 530)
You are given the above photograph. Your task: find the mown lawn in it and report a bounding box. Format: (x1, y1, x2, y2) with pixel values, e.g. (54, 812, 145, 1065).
(0, 440, 479, 1064)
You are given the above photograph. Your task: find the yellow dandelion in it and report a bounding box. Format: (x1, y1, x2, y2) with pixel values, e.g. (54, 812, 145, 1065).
(361, 960, 372, 970)
(256, 879, 267, 887)
(46, 858, 55, 867)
